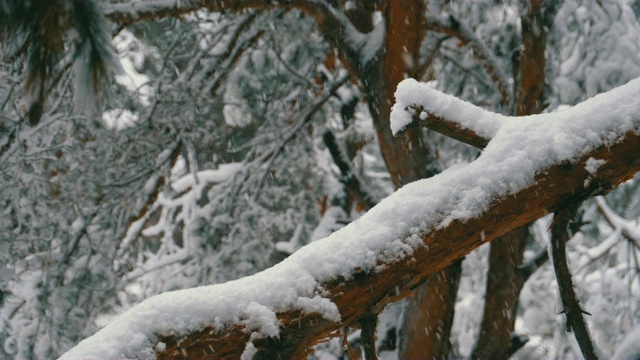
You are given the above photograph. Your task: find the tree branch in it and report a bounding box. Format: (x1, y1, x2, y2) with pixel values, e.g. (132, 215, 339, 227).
(103, 0, 371, 73)
(358, 313, 378, 360)
(551, 202, 599, 360)
(396, 104, 491, 148)
(62, 79, 640, 360)
(425, 14, 512, 108)
(518, 245, 551, 284)
(391, 79, 505, 147)
(103, 0, 261, 26)
(251, 74, 350, 199)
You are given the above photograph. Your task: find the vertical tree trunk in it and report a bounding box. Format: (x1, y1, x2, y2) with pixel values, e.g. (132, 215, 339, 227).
(361, 1, 461, 358)
(366, 1, 439, 189)
(472, 228, 529, 359)
(472, 1, 553, 358)
(397, 260, 463, 359)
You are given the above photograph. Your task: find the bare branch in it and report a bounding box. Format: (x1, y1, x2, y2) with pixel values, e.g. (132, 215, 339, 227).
(358, 313, 378, 360)
(321, 128, 378, 210)
(518, 245, 551, 283)
(551, 202, 600, 360)
(103, 0, 371, 73)
(425, 14, 512, 107)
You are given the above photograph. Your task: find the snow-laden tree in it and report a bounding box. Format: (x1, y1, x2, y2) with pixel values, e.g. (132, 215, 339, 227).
(2, 0, 640, 359)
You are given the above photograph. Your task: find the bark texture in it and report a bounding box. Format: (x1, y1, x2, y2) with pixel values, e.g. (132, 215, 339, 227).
(472, 227, 529, 359)
(397, 260, 462, 359)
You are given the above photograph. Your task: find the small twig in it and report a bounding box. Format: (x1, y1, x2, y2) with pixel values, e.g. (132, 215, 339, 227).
(506, 334, 530, 358)
(268, 34, 319, 89)
(340, 327, 358, 360)
(399, 104, 490, 149)
(519, 210, 587, 283)
(551, 202, 599, 360)
(518, 246, 551, 284)
(321, 129, 377, 210)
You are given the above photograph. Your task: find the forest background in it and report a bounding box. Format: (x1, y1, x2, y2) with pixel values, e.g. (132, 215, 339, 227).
(2, 0, 640, 359)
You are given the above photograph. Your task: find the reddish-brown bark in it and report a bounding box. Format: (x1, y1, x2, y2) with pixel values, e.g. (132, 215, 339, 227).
(472, 227, 529, 359)
(397, 260, 462, 359)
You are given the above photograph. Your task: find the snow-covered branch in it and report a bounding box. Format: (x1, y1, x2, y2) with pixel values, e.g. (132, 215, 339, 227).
(393, 102, 492, 149)
(62, 78, 640, 359)
(596, 197, 640, 242)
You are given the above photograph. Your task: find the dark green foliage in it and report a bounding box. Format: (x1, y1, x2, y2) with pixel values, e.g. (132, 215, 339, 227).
(0, 0, 118, 125)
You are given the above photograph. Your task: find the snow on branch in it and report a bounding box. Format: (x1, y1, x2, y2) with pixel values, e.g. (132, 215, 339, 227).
(572, 196, 640, 274)
(62, 79, 640, 359)
(391, 79, 505, 147)
(321, 128, 378, 210)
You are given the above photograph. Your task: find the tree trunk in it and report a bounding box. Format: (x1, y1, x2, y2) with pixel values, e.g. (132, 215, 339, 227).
(361, 1, 462, 357)
(472, 227, 529, 359)
(397, 260, 462, 359)
(472, 2, 553, 358)
(366, 0, 438, 188)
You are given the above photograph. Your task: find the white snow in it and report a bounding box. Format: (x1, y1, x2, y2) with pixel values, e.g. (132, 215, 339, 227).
(102, 108, 139, 129)
(310, 206, 348, 242)
(584, 157, 606, 187)
(275, 223, 304, 254)
(585, 157, 606, 175)
(612, 325, 640, 360)
(390, 78, 508, 136)
(345, 11, 385, 66)
(62, 77, 640, 359)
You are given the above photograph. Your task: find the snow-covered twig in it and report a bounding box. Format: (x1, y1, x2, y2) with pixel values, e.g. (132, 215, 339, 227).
(596, 197, 640, 243)
(251, 74, 350, 199)
(395, 103, 492, 148)
(114, 140, 183, 256)
(104, 1, 372, 76)
(391, 79, 506, 146)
